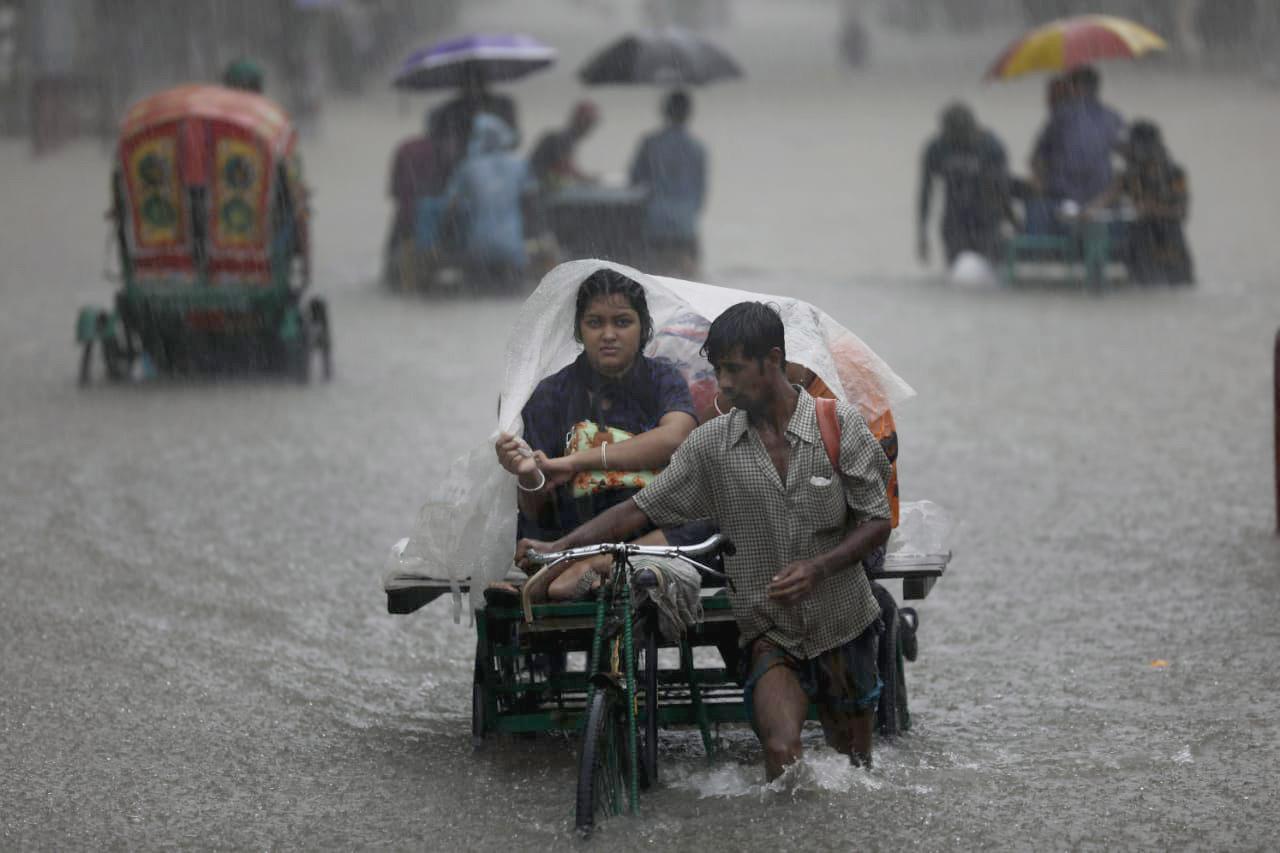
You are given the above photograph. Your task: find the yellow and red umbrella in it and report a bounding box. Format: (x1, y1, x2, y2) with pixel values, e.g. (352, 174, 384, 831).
(986, 14, 1167, 80)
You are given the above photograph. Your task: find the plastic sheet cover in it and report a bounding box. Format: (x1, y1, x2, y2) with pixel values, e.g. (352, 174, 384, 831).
(385, 259, 915, 615)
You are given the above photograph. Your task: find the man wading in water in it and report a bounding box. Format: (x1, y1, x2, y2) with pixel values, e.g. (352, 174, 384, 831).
(517, 302, 892, 777)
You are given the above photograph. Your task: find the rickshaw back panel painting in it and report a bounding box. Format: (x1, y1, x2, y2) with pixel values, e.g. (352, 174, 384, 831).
(76, 84, 330, 383)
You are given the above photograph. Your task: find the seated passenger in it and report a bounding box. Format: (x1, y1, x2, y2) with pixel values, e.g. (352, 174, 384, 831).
(443, 113, 533, 288)
(1089, 120, 1194, 285)
(432, 68, 520, 185)
(1027, 66, 1125, 233)
(493, 268, 702, 598)
(384, 109, 446, 287)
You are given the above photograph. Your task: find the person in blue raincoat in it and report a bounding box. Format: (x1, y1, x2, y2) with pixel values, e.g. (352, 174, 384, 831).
(443, 113, 534, 288)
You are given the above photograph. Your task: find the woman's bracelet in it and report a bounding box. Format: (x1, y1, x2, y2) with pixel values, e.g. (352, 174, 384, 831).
(516, 468, 547, 493)
(600, 441, 609, 470)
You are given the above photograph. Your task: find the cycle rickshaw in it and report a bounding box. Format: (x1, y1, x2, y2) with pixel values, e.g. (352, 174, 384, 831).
(76, 84, 331, 383)
(386, 534, 947, 834)
(383, 260, 947, 833)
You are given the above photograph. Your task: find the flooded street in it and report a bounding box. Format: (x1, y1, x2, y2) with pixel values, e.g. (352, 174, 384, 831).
(3, 2, 1279, 849)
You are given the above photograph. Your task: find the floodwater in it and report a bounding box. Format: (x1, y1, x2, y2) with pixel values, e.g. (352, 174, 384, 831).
(3, 1, 1280, 849)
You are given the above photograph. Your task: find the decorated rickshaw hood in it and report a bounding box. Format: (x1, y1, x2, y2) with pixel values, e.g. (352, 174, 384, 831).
(114, 84, 306, 285)
(119, 84, 296, 157)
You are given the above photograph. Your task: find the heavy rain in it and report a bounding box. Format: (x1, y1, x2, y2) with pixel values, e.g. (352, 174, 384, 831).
(2, 0, 1279, 849)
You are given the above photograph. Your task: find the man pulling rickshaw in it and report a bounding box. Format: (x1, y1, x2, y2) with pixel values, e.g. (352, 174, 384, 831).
(516, 300, 893, 776)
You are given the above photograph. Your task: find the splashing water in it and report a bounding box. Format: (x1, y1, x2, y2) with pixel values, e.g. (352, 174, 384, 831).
(668, 748, 886, 800)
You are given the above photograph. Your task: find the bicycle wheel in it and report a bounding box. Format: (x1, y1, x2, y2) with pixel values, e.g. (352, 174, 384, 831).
(640, 618, 659, 789)
(876, 603, 902, 738)
(575, 688, 629, 834)
(870, 582, 903, 738)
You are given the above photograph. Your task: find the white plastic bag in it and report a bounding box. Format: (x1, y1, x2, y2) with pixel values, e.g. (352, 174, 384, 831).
(888, 500, 953, 556)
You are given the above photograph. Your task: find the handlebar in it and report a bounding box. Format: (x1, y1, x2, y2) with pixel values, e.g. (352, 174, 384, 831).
(526, 533, 735, 585)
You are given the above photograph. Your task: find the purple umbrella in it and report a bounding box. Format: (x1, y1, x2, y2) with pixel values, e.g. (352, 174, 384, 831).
(393, 33, 557, 90)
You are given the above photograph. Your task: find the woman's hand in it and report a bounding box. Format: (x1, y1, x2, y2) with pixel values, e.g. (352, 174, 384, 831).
(495, 432, 541, 477)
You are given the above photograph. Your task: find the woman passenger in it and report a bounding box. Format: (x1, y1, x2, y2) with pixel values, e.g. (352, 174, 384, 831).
(1089, 120, 1194, 285)
(493, 268, 701, 599)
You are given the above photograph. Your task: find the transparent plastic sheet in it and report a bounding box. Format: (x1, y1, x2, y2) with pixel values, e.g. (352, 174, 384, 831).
(887, 500, 954, 556)
(384, 259, 916, 614)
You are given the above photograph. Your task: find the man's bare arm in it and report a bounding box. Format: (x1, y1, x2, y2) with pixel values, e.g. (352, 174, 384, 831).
(515, 497, 652, 570)
(767, 518, 891, 606)
(814, 518, 891, 578)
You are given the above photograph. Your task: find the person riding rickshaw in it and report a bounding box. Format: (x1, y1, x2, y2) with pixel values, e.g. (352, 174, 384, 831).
(76, 83, 331, 382)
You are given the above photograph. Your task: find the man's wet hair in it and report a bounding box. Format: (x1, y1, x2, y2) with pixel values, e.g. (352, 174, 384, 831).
(664, 90, 692, 124)
(701, 301, 786, 369)
(574, 268, 654, 347)
(941, 102, 977, 140)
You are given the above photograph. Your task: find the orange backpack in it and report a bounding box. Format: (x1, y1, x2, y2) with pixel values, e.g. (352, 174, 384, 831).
(813, 394, 900, 528)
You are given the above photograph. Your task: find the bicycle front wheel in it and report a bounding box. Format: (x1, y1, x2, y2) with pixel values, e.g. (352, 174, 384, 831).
(575, 688, 630, 834)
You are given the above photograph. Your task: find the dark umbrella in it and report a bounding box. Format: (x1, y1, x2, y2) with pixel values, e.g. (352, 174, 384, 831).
(578, 29, 743, 86)
(393, 33, 557, 90)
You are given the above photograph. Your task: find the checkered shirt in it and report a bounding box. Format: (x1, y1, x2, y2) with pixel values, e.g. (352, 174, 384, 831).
(634, 388, 891, 658)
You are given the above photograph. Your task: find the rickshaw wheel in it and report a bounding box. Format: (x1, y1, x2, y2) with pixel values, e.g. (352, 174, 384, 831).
(640, 621, 659, 789)
(576, 689, 630, 834)
(78, 341, 94, 386)
(471, 681, 486, 750)
(287, 340, 311, 384)
(875, 592, 903, 739)
(308, 298, 332, 381)
(102, 336, 132, 382)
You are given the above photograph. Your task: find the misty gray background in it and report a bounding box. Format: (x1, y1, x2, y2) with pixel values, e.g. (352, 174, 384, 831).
(2, 1, 1279, 849)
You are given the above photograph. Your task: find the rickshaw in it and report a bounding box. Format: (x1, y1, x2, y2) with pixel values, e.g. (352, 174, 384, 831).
(1002, 208, 1130, 292)
(76, 84, 331, 383)
(386, 539, 948, 834)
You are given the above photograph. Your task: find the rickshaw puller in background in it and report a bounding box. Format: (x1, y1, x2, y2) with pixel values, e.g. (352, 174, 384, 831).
(917, 102, 1012, 266)
(517, 302, 893, 776)
(629, 90, 707, 278)
(530, 100, 600, 191)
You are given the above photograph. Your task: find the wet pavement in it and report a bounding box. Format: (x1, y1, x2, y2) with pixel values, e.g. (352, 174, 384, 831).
(3, 1, 1279, 849)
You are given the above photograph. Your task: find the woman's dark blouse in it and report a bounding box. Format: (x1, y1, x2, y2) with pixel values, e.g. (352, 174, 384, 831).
(519, 352, 696, 541)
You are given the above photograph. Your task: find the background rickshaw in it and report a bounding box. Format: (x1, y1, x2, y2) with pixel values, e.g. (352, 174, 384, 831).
(76, 84, 331, 383)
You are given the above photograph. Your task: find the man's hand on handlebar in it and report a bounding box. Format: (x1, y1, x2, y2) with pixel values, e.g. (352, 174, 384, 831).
(514, 537, 558, 574)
